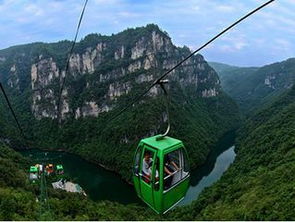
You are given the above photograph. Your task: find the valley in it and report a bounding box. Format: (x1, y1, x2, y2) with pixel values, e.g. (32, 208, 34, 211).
(0, 23, 294, 220)
(210, 59, 295, 115)
(0, 24, 239, 182)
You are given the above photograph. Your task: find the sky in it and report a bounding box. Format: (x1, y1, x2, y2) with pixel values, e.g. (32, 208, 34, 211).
(0, 0, 294, 67)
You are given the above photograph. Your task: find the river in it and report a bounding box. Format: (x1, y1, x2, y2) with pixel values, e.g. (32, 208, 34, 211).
(180, 131, 236, 205)
(20, 149, 140, 204)
(19, 131, 236, 205)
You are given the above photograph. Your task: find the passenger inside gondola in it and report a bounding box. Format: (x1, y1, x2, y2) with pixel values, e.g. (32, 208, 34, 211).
(164, 152, 180, 189)
(142, 151, 153, 183)
(142, 151, 159, 183)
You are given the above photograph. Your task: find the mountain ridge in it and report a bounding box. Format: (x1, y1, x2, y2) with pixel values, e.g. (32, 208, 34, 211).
(0, 24, 240, 181)
(210, 58, 295, 114)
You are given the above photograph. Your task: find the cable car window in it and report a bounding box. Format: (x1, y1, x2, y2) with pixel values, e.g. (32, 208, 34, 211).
(133, 146, 142, 176)
(164, 148, 188, 190)
(141, 150, 155, 184)
(164, 150, 180, 190)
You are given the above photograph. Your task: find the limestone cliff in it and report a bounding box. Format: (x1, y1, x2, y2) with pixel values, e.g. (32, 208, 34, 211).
(0, 24, 221, 120)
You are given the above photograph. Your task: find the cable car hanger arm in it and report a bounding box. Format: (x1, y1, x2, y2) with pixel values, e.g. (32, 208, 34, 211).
(157, 80, 170, 139)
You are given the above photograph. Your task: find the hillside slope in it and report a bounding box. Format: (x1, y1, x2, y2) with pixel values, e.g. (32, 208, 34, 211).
(170, 85, 295, 220)
(210, 59, 295, 115)
(209, 62, 258, 95)
(0, 143, 161, 220)
(0, 24, 240, 181)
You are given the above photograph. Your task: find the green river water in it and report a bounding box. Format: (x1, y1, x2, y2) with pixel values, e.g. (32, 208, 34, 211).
(20, 131, 236, 205)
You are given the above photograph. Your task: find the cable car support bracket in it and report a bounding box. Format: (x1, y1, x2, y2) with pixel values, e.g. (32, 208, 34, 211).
(157, 79, 170, 140)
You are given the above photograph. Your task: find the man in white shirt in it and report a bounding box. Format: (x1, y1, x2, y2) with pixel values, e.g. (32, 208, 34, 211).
(142, 151, 160, 184)
(142, 151, 152, 183)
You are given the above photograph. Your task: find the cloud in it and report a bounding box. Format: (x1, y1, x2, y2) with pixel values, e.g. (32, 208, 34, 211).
(117, 11, 140, 18)
(216, 5, 235, 13)
(24, 4, 44, 16)
(0, 0, 293, 66)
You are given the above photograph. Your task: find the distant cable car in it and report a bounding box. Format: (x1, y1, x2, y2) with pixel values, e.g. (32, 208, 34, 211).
(56, 164, 64, 175)
(133, 80, 190, 214)
(29, 166, 38, 182)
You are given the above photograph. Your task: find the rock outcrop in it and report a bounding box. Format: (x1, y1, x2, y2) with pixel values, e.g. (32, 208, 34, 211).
(0, 24, 221, 120)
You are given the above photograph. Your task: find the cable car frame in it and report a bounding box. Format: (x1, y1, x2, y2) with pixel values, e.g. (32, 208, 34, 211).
(133, 135, 190, 214)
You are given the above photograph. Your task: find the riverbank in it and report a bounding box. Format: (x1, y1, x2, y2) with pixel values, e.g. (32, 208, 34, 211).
(19, 148, 140, 204)
(18, 146, 134, 185)
(19, 130, 236, 205)
(16, 130, 236, 186)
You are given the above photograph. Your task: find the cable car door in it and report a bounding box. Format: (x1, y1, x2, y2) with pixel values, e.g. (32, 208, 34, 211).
(139, 145, 157, 208)
(133, 144, 142, 197)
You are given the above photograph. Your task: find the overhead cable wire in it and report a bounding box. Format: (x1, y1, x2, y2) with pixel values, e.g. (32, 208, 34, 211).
(57, 0, 89, 122)
(0, 82, 25, 138)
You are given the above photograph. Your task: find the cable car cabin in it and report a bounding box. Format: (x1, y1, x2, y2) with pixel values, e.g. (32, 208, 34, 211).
(56, 164, 64, 175)
(30, 166, 38, 173)
(29, 166, 38, 181)
(133, 135, 190, 214)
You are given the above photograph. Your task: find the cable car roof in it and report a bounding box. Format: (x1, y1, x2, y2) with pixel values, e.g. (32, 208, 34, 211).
(56, 165, 63, 170)
(30, 166, 38, 172)
(140, 135, 183, 151)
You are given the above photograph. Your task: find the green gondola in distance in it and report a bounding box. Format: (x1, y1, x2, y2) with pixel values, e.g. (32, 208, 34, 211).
(56, 164, 64, 175)
(29, 166, 39, 183)
(29, 166, 38, 173)
(133, 135, 190, 214)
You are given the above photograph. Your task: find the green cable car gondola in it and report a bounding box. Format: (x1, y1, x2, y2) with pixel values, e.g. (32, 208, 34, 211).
(29, 166, 38, 182)
(56, 164, 64, 175)
(30, 166, 38, 173)
(133, 135, 190, 214)
(133, 80, 190, 214)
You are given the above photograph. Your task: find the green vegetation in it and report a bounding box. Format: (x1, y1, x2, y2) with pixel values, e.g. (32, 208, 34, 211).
(26, 90, 239, 182)
(0, 143, 38, 220)
(169, 85, 295, 220)
(210, 59, 295, 115)
(0, 142, 157, 220)
(209, 62, 259, 95)
(0, 24, 240, 182)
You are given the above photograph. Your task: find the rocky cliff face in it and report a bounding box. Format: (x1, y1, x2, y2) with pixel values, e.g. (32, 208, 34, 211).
(0, 24, 221, 120)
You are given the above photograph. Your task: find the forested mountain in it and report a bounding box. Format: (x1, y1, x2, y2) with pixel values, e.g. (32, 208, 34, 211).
(3, 78, 294, 220)
(170, 85, 295, 220)
(0, 24, 239, 181)
(210, 59, 295, 114)
(1, 24, 294, 221)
